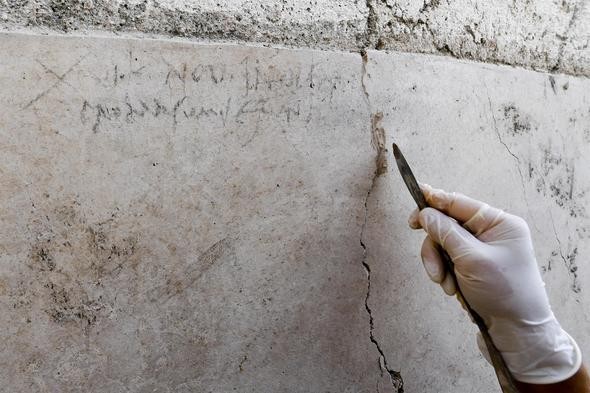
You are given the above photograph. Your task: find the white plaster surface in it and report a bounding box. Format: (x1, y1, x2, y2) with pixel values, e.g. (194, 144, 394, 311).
(0, 32, 389, 392)
(1, 32, 590, 392)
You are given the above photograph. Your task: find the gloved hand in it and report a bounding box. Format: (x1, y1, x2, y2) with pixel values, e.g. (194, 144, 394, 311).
(408, 184, 582, 384)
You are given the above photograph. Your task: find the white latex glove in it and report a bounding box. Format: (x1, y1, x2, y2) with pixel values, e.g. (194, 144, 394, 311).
(408, 184, 582, 384)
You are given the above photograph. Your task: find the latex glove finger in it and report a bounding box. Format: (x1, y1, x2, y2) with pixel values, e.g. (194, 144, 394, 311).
(440, 271, 456, 295)
(408, 208, 421, 229)
(420, 184, 504, 236)
(418, 208, 480, 263)
(476, 332, 492, 366)
(421, 235, 445, 283)
(422, 235, 455, 295)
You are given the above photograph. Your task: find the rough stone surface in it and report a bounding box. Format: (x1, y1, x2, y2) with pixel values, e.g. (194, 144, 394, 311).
(1, 32, 590, 392)
(1, 0, 589, 77)
(370, 0, 590, 77)
(0, 0, 370, 51)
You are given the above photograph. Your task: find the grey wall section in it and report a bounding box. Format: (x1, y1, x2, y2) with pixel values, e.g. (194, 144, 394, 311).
(1, 31, 590, 392)
(1, 0, 589, 77)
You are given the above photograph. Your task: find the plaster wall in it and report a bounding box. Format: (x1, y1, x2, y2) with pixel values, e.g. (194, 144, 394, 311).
(0, 33, 590, 393)
(0, 27, 589, 392)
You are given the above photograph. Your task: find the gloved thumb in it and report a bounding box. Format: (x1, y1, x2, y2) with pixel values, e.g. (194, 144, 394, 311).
(418, 207, 480, 263)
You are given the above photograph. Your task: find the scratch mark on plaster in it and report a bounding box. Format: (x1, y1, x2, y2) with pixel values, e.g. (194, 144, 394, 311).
(22, 53, 89, 110)
(569, 168, 575, 201)
(145, 237, 234, 304)
(36, 60, 78, 93)
(548, 75, 557, 95)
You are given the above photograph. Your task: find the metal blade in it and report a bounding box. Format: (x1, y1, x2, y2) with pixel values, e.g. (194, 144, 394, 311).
(392, 143, 428, 210)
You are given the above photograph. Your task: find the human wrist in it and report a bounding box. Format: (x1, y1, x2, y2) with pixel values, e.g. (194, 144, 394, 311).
(489, 316, 582, 384)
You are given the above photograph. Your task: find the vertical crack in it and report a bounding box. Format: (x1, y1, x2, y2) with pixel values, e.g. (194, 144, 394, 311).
(549, 210, 581, 293)
(360, 178, 404, 392)
(484, 88, 543, 235)
(486, 93, 522, 169)
(359, 104, 403, 391)
(361, 49, 371, 103)
(485, 90, 549, 238)
(360, 50, 387, 177)
(488, 97, 528, 199)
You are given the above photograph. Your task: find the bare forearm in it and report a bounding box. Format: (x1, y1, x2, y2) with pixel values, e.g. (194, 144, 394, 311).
(516, 364, 590, 393)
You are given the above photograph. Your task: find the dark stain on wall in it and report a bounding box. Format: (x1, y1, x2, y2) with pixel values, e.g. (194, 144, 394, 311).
(502, 104, 533, 136)
(19, 197, 142, 332)
(529, 146, 586, 218)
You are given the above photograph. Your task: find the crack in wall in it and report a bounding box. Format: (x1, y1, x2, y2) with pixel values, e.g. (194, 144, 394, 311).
(360, 49, 371, 103)
(549, 210, 581, 293)
(490, 108, 528, 193)
(360, 173, 404, 393)
(358, 57, 402, 389)
(485, 91, 529, 202)
(486, 94, 520, 163)
(484, 88, 546, 236)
